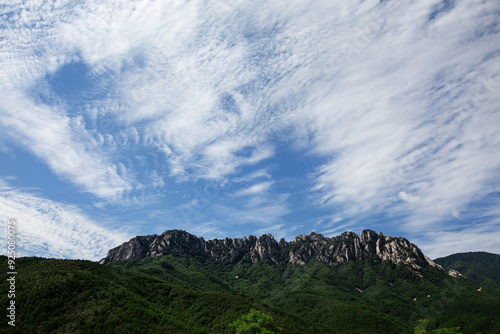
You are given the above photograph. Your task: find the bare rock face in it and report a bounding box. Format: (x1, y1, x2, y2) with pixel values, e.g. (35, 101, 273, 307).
(99, 235, 157, 264)
(99, 229, 439, 271)
(249, 234, 283, 264)
(448, 269, 464, 278)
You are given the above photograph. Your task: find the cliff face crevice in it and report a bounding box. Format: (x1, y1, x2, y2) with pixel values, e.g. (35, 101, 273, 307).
(100, 229, 441, 271)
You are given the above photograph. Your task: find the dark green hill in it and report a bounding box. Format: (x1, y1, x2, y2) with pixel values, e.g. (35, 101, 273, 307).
(2, 253, 500, 333)
(0, 256, 315, 334)
(110, 253, 500, 334)
(434, 252, 500, 289)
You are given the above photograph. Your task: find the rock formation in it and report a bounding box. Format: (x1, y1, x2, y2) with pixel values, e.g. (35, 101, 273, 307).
(100, 229, 443, 271)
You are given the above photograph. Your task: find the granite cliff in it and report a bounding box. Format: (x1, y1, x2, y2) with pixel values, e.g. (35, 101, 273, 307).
(100, 229, 442, 271)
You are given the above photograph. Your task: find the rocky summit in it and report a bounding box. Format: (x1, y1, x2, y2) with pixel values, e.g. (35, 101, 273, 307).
(100, 229, 442, 270)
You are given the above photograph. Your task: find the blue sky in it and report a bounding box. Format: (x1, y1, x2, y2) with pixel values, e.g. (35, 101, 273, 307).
(1, 0, 500, 261)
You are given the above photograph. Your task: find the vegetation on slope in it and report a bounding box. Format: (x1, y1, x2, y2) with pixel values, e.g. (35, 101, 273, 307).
(109, 254, 500, 334)
(434, 252, 500, 289)
(2, 252, 499, 333)
(0, 256, 314, 334)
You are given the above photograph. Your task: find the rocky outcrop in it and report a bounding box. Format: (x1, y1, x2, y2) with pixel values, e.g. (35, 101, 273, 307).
(447, 269, 464, 278)
(99, 229, 439, 271)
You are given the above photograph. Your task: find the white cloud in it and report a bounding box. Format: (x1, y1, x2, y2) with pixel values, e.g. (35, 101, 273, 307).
(0, 1, 140, 202)
(253, 224, 286, 239)
(0, 91, 133, 201)
(0, 0, 499, 257)
(37, 0, 282, 183)
(414, 223, 500, 259)
(187, 221, 227, 241)
(397, 191, 422, 205)
(293, 0, 500, 234)
(235, 181, 274, 197)
(319, 222, 358, 237)
(0, 185, 132, 260)
(209, 192, 290, 227)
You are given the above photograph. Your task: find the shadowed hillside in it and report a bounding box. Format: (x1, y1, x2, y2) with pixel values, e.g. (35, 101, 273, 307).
(434, 252, 500, 289)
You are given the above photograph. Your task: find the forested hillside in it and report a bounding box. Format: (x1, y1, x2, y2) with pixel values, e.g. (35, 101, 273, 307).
(434, 252, 500, 289)
(2, 253, 499, 333)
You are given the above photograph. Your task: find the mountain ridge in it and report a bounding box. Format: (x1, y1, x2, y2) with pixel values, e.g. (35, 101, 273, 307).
(4, 232, 500, 333)
(100, 229, 442, 272)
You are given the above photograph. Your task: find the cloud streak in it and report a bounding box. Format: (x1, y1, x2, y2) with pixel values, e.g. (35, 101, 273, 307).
(0, 0, 499, 259)
(0, 184, 131, 260)
(0, 91, 133, 201)
(295, 0, 500, 233)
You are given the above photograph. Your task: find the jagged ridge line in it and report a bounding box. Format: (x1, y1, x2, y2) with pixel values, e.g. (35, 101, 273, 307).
(100, 229, 444, 273)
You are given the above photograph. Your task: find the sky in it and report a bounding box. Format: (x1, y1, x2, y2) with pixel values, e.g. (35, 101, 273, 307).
(0, 0, 499, 261)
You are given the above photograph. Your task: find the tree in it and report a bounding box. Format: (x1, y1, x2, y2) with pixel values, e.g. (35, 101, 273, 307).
(229, 309, 282, 334)
(432, 328, 462, 334)
(414, 319, 462, 334)
(415, 319, 430, 334)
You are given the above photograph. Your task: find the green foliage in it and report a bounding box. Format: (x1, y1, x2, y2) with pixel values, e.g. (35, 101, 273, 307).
(415, 319, 430, 334)
(434, 252, 500, 289)
(413, 319, 462, 334)
(0, 256, 312, 333)
(229, 309, 282, 334)
(2, 253, 499, 334)
(432, 328, 462, 334)
(104, 253, 500, 333)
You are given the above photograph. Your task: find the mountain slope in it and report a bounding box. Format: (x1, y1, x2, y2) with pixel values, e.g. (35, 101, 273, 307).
(5, 231, 500, 334)
(110, 251, 500, 334)
(101, 229, 500, 334)
(0, 256, 316, 334)
(434, 252, 500, 289)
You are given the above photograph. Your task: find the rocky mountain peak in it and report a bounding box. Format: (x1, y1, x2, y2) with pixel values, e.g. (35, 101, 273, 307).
(100, 229, 441, 272)
(361, 229, 378, 244)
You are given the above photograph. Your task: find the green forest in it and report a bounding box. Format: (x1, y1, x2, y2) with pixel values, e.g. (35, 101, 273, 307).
(1, 253, 499, 333)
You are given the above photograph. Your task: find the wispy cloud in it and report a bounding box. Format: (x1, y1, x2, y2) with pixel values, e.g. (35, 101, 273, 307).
(295, 0, 500, 236)
(235, 181, 274, 197)
(0, 92, 134, 201)
(0, 0, 499, 259)
(414, 222, 500, 259)
(0, 184, 132, 260)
